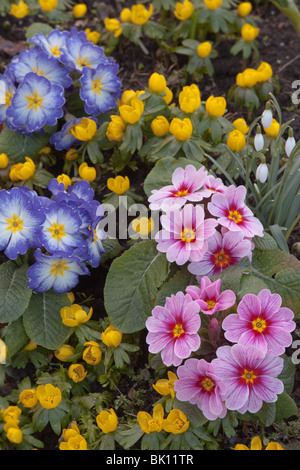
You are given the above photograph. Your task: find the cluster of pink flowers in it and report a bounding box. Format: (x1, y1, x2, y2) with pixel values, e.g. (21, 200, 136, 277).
(149, 164, 263, 276)
(145, 277, 295, 421)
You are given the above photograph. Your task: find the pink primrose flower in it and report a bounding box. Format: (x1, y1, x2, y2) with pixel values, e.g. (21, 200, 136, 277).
(186, 276, 236, 315)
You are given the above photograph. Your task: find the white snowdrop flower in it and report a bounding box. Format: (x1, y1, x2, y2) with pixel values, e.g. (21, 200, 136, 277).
(256, 163, 268, 183)
(261, 109, 273, 129)
(285, 136, 296, 157)
(254, 133, 264, 151)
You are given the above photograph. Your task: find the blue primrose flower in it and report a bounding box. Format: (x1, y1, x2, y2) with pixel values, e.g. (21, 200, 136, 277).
(29, 29, 71, 60)
(0, 71, 16, 123)
(27, 249, 90, 294)
(6, 72, 65, 133)
(0, 187, 45, 260)
(80, 62, 122, 116)
(10, 47, 72, 89)
(60, 32, 106, 72)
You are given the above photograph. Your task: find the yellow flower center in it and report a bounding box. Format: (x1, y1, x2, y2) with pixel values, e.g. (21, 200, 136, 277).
(173, 418, 185, 429)
(49, 45, 62, 57)
(6, 214, 23, 233)
(47, 222, 66, 241)
(49, 260, 69, 277)
(214, 250, 231, 268)
(242, 369, 257, 384)
(206, 300, 216, 310)
(201, 377, 215, 392)
(181, 228, 196, 243)
(91, 78, 103, 94)
(173, 324, 184, 338)
(252, 317, 267, 333)
(175, 189, 189, 197)
(26, 90, 44, 111)
(228, 209, 243, 224)
(75, 55, 92, 69)
(5, 90, 13, 106)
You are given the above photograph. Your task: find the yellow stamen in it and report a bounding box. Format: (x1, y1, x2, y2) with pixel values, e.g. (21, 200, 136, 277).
(228, 210, 243, 224)
(201, 377, 215, 392)
(173, 324, 184, 338)
(26, 90, 44, 111)
(175, 189, 189, 197)
(252, 317, 267, 333)
(49, 45, 62, 57)
(242, 369, 257, 384)
(47, 222, 66, 241)
(91, 79, 103, 94)
(181, 228, 196, 243)
(49, 260, 69, 277)
(206, 300, 216, 310)
(6, 214, 23, 233)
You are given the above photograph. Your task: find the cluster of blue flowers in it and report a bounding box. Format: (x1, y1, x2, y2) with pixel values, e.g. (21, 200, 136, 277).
(0, 179, 106, 294)
(0, 28, 122, 145)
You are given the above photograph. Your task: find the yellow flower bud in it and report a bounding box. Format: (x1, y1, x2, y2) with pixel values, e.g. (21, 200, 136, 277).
(2, 406, 22, 423)
(236, 68, 259, 87)
(59, 434, 87, 450)
(54, 344, 75, 361)
(38, 0, 57, 13)
(163, 86, 173, 104)
(170, 117, 193, 141)
(131, 4, 153, 25)
(0, 153, 9, 169)
(96, 409, 118, 433)
(104, 18, 123, 38)
(65, 148, 79, 161)
(101, 325, 122, 348)
(119, 90, 137, 105)
(107, 175, 130, 194)
(205, 95, 227, 117)
(68, 364, 87, 383)
(119, 96, 144, 124)
(71, 118, 97, 141)
(233, 118, 249, 135)
(162, 409, 190, 434)
(152, 371, 178, 399)
(36, 384, 62, 409)
(137, 404, 164, 434)
(174, 0, 194, 20)
(241, 23, 259, 41)
(197, 41, 212, 58)
(60, 304, 93, 327)
(9, 157, 35, 181)
(120, 7, 132, 22)
(73, 3, 87, 18)
(57, 173, 72, 189)
(83, 341, 102, 365)
(131, 217, 155, 236)
(227, 129, 246, 152)
(79, 163, 97, 182)
(204, 0, 222, 10)
(62, 423, 80, 441)
(151, 115, 170, 137)
(149, 72, 167, 94)
(263, 118, 280, 138)
(6, 426, 23, 444)
(179, 84, 201, 113)
(38, 146, 51, 155)
(256, 62, 273, 82)
(9, 1, 29, 18)
(85, 28, 101, 44)
(237, 2, 252, 17)
(106, 115, 126, 142)
(18, 389, 38, 408)
(0, 339, 7, 364)
(24, 340, 37, 351)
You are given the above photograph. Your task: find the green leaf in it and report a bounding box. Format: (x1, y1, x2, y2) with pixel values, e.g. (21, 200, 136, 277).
(0, 261, 32, 323)
(25, 22, 54, 40)
(0, 124, 50, 163)
(278, 355, 296, 395)
(275, 393, 298, 422)
(155, 266, 191, 306)
(104, 240, 169, 333)
(3, 317, 29, 357)
(22, 291, 71, 349)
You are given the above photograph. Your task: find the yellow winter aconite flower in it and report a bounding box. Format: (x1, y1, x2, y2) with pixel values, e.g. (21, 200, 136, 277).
(179, 84, 201, 113)
(241, 23, 259, 41)
(206, 95, 226, 117)
(60, 304, 93, 327)
(83, 341, 102, 365)
(227, 129, 246, 152)
(18, 389, 38, 408)
(236, 68, 259, 87)
(0, 153, 9, 168)
(120, 8, 132, 22)
(170, 117, 193, 141)
(60, 434, 87, 450)
(54, 344, 75, 361)
(96, 408, 118, 433)
(104, 18, 123, 38)
(78, 163, 97, 182)
(68, 364, 87, 383)
(119, 96, 144, 124)
(73, 3, 87, 18)
(85, 28, 101, 44)
(204, 0, 222, 10)
(197, 41, 212, 58)
(0, 338, 7, 363)
(235, 436, 284, 450)
(151, 115, 170, 137)
(101, 325, 122, 348)
(152, 371, 178, 399)
(71, 118, 97, 141)
(65, 148, 79, 161)
(9, 1, 29, 18)
(132, 216, 155, 236)
(62, 423, 80, 441)
(2, 406, 22, 424)
(237, 1, 252, 17)
(137, 404, 164, 434)
(174, 0, 194, 20)
(233, 118, 249, 135)
(162, 409, 190, 434)
(38, 0, 57, 13)
(9, 157, 35, 181)
(163, 86, 173, 104)
(106, 115, 126, 142)
(263, 118, 280, 138)
(107, 175, 130, 194)
(36, 384, 62, 409)
(57, 173, 72, 190)
(256, 62, 273, 82)
(6, 426, 23, 444)
(149, 72, 167, 94)
(119, 89, 143, 106)
(131, 4, 153, 25)
(24, 340, 37, 351)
